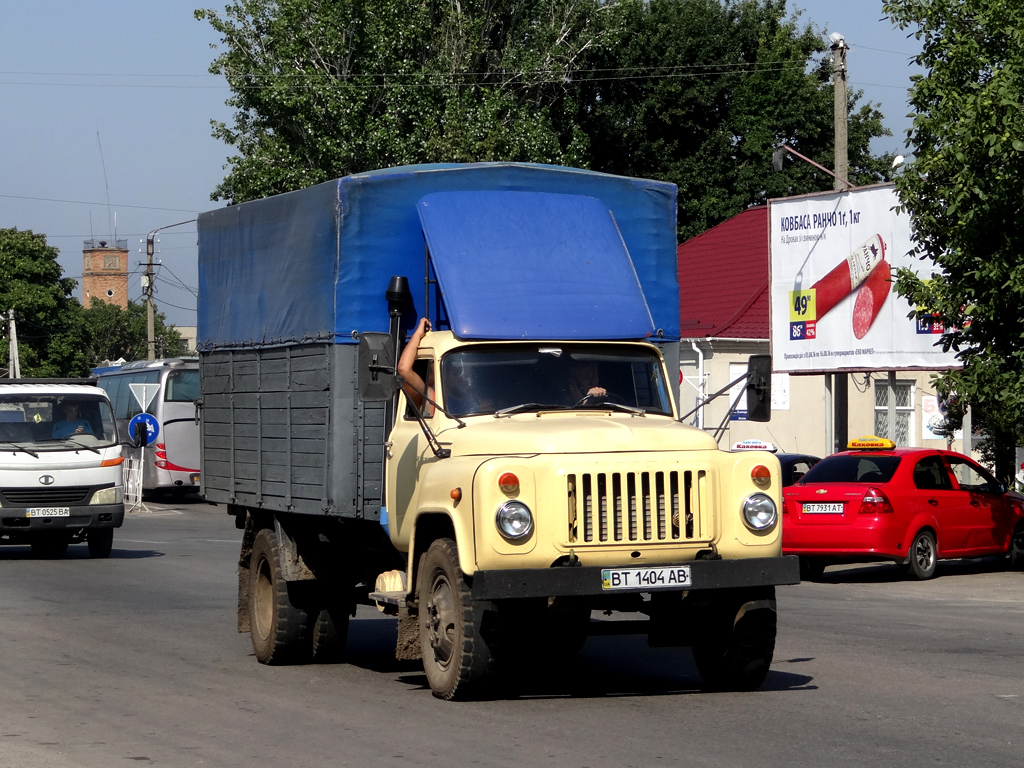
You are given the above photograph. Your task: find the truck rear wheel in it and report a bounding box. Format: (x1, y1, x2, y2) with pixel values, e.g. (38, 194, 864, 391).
(310, 605, 349, 663)
(248, 528, 309, 665)
(691, 588, 777, 692)
(418, 538, 494, 700)
(87, 528, 114, 558)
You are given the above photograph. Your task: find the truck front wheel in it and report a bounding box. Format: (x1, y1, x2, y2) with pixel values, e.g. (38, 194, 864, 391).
(418, 538, 495, 700)
(248, 528, 309, 665)
(87, 528, 114, 558)
(690, 587, 777, 692)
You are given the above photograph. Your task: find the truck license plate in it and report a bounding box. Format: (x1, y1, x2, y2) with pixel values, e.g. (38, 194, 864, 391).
(26, 507, 71, 518)
(602, 565, 692, 591)
(802, 503, 844, 514)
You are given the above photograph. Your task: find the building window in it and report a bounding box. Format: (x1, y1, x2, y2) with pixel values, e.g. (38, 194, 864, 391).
(103, 253, 119, 270)
(874, 380, 913, 446)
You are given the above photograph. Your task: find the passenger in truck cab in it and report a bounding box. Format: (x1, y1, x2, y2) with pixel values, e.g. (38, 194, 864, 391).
(398, 317, 435, 417)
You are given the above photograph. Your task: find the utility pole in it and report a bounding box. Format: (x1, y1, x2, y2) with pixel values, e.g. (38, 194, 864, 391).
(145, 233, 156, 360)
(831, 32, 850, 451)
(831, 33, 850, 192)
(7, 309, 21, 378)
(141, 218, 195, 362)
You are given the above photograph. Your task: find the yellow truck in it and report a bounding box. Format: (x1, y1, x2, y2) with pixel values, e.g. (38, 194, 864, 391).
(197, 163, 798, 700)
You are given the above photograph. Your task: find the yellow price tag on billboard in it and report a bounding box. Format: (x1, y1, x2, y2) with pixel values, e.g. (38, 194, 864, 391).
(789, 289, 816, 322)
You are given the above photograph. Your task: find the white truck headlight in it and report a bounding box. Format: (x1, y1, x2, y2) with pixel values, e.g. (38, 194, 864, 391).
(495, 500, 533, 540)
(90, 486, 124, 505)
(741, 493, 777, 532)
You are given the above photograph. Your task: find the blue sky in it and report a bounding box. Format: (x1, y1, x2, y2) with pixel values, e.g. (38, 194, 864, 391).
(0, 1, 923, 328)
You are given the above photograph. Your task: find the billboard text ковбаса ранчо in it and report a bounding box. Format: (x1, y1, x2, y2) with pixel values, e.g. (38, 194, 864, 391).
(769, 184, 960, 374)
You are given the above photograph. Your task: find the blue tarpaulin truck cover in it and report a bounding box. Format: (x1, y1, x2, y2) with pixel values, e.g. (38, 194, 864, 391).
(197, 163, 679, 348)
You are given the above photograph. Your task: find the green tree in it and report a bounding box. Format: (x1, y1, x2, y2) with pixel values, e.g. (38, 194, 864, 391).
(198, 1, 893, 239)
(0, 228, 89, 378)
(82, 298, 185, 365)
(196, 0, 604, 202)
(577, 0, 893, 240)
(884, 0, 1024, 480)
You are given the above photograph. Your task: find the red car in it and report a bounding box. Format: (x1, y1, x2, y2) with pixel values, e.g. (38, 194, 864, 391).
(783, 437, 1024, 580)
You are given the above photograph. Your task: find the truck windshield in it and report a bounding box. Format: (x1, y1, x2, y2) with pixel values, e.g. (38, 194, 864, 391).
(0, 394, 118, 452)
(440, 345, 673, 417)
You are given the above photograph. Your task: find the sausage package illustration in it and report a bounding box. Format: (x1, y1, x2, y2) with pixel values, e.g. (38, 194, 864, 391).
(769, 185, 959, 373)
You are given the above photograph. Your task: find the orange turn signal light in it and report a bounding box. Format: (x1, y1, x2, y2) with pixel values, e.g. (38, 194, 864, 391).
(100, 457, 124, 467)
(751, 464, 772, 486)
(498, 472, 520, 494)
(450, 487, 462, 501)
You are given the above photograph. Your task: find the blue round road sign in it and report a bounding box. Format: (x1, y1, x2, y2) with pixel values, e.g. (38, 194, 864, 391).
(128, 413, 159, 444)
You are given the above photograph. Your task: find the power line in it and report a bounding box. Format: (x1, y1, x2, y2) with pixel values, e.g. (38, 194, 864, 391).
(0, 193, 202, 214)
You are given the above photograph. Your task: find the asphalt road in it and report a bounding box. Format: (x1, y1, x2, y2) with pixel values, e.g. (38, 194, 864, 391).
(0, 498, 1020, 768)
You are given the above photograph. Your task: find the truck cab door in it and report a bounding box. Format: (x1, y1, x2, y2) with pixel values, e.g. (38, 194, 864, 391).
(385, 357, 436, 547)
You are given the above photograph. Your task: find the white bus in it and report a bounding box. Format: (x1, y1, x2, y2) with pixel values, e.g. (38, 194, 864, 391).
(96, 358, 200, 497)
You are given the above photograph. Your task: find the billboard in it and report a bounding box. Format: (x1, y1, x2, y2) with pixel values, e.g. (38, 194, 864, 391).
(769, 184, 959, 373)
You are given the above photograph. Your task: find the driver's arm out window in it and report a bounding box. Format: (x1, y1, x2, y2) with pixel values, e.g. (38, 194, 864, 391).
(403, 360, 434, 419)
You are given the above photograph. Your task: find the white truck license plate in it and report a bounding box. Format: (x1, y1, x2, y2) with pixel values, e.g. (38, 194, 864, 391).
(602, 565, 692, 590)
(26, 507, 71, 518)
(802, 503, 844, 514)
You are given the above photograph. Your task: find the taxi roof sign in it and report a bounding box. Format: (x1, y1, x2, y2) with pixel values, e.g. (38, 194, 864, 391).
(731, 439, 778, 453)
(847, 435, 896, 450)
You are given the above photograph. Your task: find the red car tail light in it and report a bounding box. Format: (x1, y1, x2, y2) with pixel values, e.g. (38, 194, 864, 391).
(859, 487, 893, 514)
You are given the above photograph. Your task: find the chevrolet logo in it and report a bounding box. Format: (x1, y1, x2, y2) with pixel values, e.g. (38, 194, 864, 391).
(815, 488, 827, 494)
(39, 475, 55, 485)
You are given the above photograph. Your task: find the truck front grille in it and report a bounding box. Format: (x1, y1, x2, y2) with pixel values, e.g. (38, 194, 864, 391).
(1, 487, 91, 506)
(566, 470, 708, 545)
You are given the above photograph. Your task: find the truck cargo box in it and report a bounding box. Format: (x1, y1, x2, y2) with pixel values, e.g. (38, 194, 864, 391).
(197, 163, 679, 348)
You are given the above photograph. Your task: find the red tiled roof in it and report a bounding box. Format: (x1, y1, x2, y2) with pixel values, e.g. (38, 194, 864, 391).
(677, 206, 769, 339)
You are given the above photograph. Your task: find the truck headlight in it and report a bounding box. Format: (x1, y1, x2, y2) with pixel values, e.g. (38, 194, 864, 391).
(741, 493, 777, 532)
(90, 486, 124, 505)
(495, 500, 533, 540)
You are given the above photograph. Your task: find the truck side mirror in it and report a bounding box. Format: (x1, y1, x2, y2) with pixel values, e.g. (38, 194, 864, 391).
(746, 355, 772, 422)
(358, 332, 397, 402)
(133, 420, 149, 448)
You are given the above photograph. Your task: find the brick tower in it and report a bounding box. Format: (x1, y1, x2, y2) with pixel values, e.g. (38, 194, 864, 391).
(82, 239, 129, 309)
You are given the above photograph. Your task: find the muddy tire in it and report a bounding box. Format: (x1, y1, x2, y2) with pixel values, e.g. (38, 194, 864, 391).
(418, 538, 495, 700)
(248, 528, 309, 665)
(310, 605, 350, 664)
(691, 587, 777, 692)
(87, 528, 114, 559)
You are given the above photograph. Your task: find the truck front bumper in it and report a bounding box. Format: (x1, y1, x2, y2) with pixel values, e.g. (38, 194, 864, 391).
(470, 555, 800, 600)
(0, 503, 125, 534)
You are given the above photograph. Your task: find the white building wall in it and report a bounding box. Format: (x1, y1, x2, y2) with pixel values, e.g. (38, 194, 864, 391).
(679, 339, 969, 459)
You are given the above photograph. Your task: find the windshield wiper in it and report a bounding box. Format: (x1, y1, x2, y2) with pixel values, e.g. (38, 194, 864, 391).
(581, 402, 646, 416)
(0, 440, 39, 458)
(494, 403, 571, 417)
(66, 437, 101, 454)
(38, 436, 102, 454)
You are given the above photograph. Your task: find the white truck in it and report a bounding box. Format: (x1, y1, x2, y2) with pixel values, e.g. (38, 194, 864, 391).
(0, 378, 132, 557)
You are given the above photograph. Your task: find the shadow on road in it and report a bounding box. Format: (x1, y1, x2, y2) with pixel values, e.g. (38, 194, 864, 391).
(0, 546, 165, 560)
(341, 617, 815, 700)
(808, 555, 1011, 584)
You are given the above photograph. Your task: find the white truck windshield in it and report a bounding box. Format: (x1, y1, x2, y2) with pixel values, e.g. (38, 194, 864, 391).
(439, 345, 673, 417)
(0, 394, 118, 451)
